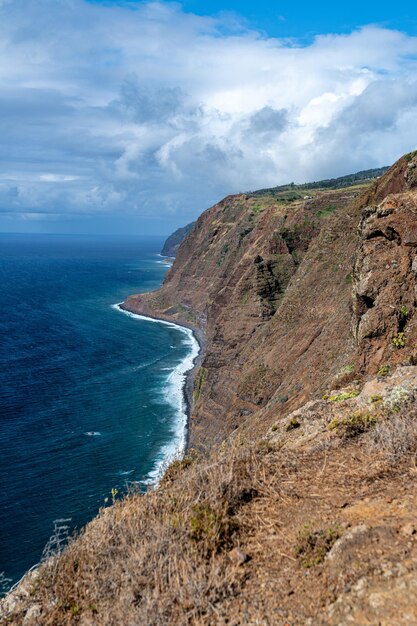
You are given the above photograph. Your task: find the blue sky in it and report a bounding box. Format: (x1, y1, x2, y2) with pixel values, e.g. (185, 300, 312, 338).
(92, 0, 417, 38)
(1, 0, 417, 235)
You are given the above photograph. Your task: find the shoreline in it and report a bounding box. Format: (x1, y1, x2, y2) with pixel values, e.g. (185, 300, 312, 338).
(114, 303, 205, 479)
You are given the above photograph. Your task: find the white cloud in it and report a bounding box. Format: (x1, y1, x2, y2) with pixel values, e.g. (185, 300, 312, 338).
(0, 0, 417, 228)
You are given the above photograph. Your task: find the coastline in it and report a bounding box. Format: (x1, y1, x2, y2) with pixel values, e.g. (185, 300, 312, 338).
(114, 303, 205, 480)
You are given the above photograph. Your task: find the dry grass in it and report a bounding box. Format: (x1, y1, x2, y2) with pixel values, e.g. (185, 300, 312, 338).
(368, 410, 417, 463)
(2, 413, 417, 626)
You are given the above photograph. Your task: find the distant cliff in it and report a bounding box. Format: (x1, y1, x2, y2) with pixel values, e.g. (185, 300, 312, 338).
(161, 222, 195, 256)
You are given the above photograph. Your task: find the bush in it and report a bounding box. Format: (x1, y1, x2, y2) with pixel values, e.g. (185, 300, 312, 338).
(393, 333, 406, 348)
(378, 365, 390, 377)
(294, 525, 342, 568)
(328, 390, 360, 402)
(328, 412, 376, 438)
(368, 414, 417, 463)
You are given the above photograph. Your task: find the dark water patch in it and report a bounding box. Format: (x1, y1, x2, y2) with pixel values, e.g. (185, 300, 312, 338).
(0, 234, 191, 586)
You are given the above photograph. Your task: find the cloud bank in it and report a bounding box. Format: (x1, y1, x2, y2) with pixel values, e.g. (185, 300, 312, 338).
(1, 0, 417, 231)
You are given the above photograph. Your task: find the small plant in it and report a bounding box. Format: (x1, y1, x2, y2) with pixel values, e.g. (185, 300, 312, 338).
(189, 503, 236, 553)
(42, 518, 72, 563)
(328, 390, 360, 402)
(393, 332, 406, 348)
(286, 418, 301, 431)
(294, 524, 342, 568)
(404, 150, 417, 163)
(271, 423, 279, 432)
(369, 413, 417, 463)
(400, 306, 409, 319)
(378, 364, 390, 377)
(371, 394, 383, 403)
(328, 412, 376, 438)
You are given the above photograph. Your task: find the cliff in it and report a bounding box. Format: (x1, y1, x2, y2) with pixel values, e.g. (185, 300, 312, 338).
(161, 222, 195, 257)
(2, 153, 417, 625)
(124, 167, 396, 448)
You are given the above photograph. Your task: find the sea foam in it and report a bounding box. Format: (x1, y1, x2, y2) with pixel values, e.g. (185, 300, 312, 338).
(112, 303, 200, 485)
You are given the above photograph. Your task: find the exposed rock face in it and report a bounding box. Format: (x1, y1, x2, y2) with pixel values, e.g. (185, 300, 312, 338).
(352, 152, 417, 373)
(124, 152, 417, 448)
(160, 221, 195, 257)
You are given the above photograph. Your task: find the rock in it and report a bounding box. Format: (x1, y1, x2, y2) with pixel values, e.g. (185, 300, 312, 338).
(400, 523, 416, 536)
(229, 547, 250, 565)
(23, 603, 41, 625)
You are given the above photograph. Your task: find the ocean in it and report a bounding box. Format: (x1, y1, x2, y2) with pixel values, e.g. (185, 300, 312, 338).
(0, 233, 198, 589)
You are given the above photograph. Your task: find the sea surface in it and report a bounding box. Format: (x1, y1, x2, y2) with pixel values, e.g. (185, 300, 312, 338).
(0, 233, 198, 588)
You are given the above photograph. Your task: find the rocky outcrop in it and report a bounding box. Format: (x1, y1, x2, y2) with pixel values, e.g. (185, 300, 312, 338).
(352, 151, 417, 373)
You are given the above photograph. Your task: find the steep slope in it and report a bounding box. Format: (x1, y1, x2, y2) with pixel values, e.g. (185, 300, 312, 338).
(2, 366, 416, 625)
(124, 164, 410, 447)
(161, 222, 195, 257)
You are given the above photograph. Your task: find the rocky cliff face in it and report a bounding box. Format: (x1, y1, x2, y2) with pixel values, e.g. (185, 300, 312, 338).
(124, 164, 407, 447)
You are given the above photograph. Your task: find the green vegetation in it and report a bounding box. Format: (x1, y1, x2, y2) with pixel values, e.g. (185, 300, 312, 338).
(328, 412, 376, 438)
(393, 332, 406, 348)
(189, 503, 236, 550)
(328, 390, 360, 402)
(240, 289, 251, 305)
(194, 367, 207, 402)
(404, 150, 417, 163)
(318, 204, 337, 218)
(294, 524, 342, 568)
(378, 365, 390, 377)
(400, 306, 409, 319)
(286, 418, 301, 431)
(247, 166, 388, 198)
(251, 203, 265, 215)
(238, 226, 253, 244)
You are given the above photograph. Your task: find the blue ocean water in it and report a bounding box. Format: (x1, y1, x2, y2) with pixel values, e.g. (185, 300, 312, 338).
(0, 233, 195, 588)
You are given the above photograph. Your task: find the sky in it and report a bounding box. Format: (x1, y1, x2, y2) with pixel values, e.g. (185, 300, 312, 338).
(1, 1, 417, 235)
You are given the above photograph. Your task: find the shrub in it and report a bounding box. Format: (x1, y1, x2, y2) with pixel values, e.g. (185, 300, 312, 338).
(328, 412, 376, 438)
(393, 332, 406, 348)
(328, 390, 360, 402)
(285, 418, 301, 431)
(294, 524, 342, 568)
(400, 306, 409, 319)
(368, 414, 417, 463)
(378, 365, 390, 377)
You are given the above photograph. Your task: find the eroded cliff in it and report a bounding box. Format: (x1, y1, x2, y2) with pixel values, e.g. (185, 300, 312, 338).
(124, 162, 412, 447)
